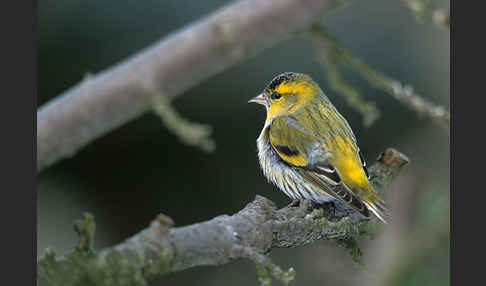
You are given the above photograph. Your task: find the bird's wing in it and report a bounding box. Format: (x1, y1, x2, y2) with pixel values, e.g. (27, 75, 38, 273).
(267, 115, 314, 167)
(296, 164, 370, 217)
(268, 116, 370, 217)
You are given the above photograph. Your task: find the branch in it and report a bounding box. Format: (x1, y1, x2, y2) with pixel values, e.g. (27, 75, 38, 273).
(37, 148, 409, 286)
(151, 92, 216, 153)
(431, 9, 450, 30)
(312, 29, 380, 127)
(401, 0, 450, 30)
(311, 26, 450, 132)
(36, 0, 354, 172)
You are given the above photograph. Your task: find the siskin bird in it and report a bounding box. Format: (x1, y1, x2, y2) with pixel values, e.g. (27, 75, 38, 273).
(249, 72, 389, 223)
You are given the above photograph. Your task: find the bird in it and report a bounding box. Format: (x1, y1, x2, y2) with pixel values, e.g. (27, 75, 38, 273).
(249, 72, 389, 224)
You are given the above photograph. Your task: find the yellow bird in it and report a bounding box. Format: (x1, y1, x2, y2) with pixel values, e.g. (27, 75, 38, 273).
(249, 72, 389, 223)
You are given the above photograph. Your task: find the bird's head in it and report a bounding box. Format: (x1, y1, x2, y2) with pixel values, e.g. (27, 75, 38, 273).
(249, 72, 321, 121)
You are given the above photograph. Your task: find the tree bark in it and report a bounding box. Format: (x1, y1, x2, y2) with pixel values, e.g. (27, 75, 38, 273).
(37, 148, 409, 286)
(37, 0, 353, 172)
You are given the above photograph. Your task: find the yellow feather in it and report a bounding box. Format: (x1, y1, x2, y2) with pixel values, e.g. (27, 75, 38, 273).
(266, 80, 318, 122)
(275, 151, 307, 166)
(253, 72, 390, 223)
(274, 81, 316, 112)
(326, 136, 369, 189)
(268, 132, 308, 166)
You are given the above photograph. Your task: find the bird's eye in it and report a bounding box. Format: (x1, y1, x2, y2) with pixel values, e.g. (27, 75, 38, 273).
(270, 93, 282, 100)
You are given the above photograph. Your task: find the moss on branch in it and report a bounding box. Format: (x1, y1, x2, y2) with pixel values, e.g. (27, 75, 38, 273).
(38, 148, 409, 286)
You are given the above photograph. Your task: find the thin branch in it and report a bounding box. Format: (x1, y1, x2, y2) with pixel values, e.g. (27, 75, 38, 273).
(37, 148, 409, 286)
(311, 26, 450, 132)
(36, 0, 354, 172)
(432, 9, 450, 30)
(401, 0, 450, 30)
(151, 92, 215, 153)
(73, 213, 96, 253)
(240, 246, 296, 286)
(312, 32, 380, 127)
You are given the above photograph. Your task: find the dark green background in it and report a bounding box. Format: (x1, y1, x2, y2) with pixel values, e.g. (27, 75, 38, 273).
(38, 0, 450, 285)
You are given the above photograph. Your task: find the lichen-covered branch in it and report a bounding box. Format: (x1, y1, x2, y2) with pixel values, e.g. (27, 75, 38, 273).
(37, 148, 409, 286)
(311, 25, 450, 132)
(240, 246, 296, 286)
(312, 31, 380, 127)
(36, 0, 354, 172)
(151, 92, 216, 153)
(401, 0, 450, 30)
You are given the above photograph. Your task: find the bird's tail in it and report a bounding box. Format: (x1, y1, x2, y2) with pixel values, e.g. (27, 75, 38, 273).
(363, 197, 390, 224)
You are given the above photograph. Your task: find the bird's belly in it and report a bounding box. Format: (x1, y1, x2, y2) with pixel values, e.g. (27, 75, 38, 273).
(268, 164, 335, 203)
(257, 133, 334, 203)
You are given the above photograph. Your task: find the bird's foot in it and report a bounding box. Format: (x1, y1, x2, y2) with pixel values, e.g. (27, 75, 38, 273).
(288, 199, 301, 207)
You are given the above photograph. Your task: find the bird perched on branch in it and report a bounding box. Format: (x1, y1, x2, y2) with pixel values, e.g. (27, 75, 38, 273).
(249, 72, 389, 223)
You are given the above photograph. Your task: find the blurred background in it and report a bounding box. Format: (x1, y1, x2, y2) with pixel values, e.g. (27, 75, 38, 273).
(37, 0, 450, 285)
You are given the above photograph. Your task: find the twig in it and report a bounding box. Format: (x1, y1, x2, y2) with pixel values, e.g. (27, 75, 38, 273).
(432, 9, 450, 29)
(73, 213, 96, 253)
(401, 0, 450, 30)
(312, 32, 380, 127)
(36, 0, 353, 172)
(311, 26, 450, 132)
(239, 246, 296, 286)
(151, 92, 215, 152)
(37, 148, 409, 286)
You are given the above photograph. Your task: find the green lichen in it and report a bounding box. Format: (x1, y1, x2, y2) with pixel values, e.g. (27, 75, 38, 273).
(277, 267, 296, 285)
(310, 211, 327, 230)
(255, 263, 273, 286)
(37, 214, 155, 286)
(335, 237, 364, 267)
(139, 214, 177, 278)
(310, 207, 324, 218)
(321, 216, 355, 237)
(253, 255, 295, 286)
(141, 240, 174, 278)
(74, 213, 96, 253)
(37, 243, 149, 286)
(359, 219, 384, 238)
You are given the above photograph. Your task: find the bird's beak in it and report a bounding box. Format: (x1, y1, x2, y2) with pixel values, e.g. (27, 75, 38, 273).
(248, 93, 267, 106)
